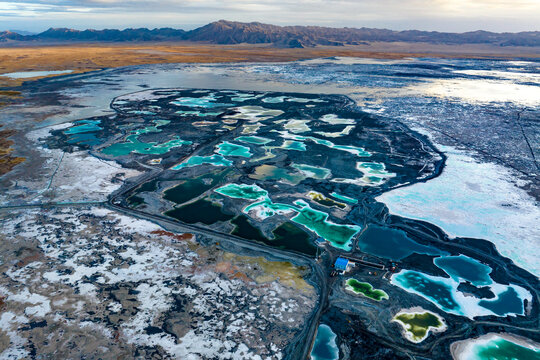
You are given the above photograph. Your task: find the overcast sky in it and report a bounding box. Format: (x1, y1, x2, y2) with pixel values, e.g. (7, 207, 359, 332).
(1, 0, 539, 33)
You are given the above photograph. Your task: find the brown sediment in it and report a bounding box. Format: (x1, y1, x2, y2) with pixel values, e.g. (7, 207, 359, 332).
(222, 253, 313, 292)
(0, 90, 24, 176)
(15, 253, 43, 268)
(214, 261, 253, 283)
(231, 271, 252, 283)
(150, 229, 194, 241)
(0, 91, 21, 97)
(0, 127, 25, 176)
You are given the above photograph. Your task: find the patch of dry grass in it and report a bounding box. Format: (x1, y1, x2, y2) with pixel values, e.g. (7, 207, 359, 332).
(2, 42, 537, 87)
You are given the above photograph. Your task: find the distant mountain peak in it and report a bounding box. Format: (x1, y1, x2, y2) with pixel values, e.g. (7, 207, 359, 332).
(0, 20, 538, 47)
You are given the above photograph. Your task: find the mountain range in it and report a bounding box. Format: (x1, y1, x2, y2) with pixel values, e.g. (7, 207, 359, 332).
(1, 20, 539, 47)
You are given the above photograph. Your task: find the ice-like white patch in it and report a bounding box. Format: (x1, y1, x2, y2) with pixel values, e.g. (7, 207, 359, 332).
(410, 78, 540, 107)
(115, 88, 184, 102)
(1, 70, 73, 79)
(320, 114, 355, 125)
(0, 312, 30, 359)
(283, 119, 311, 133)
(223, 106, 284, 122)
(453, 70, 540, 84)
(315, 125, 354, 138)
(299, 57, 406, 66)
(378, 144, 540, 277)
(7, 288, 51, 317)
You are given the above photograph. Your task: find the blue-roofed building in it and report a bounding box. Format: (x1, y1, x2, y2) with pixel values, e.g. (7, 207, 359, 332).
(315, 237, 326, 245)
(334, 257, 349, 271)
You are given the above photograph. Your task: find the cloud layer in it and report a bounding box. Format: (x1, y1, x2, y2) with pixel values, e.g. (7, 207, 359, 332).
(1, 0, 538, 32)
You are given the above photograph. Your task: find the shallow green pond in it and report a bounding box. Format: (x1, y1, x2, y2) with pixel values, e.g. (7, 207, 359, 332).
(393, 311, 444, 342)
(291, 200, 360, 251)
(345, 279, 388, 301)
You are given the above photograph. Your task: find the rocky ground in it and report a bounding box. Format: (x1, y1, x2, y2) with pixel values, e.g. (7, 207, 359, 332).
(0, 206, 316, 359)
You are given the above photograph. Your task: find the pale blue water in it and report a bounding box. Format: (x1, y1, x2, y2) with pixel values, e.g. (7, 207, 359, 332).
(391, 269, 530, 318)
(311, 324, 339, 360)
(64, 120, 102, 134)
(434, 255, 492, 286)
(478, 288, 524, 316)
(1, 70, 73, 79)
(357, 225, 442, 260)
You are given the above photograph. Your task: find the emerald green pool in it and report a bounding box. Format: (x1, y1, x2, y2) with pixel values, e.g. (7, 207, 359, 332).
(233, 214, 315, 256)
(243, 198, 360, 251)
(172, 154, 233, 169)
(291, 200, 360, 251)
(215, 141, 252, 157)
(102, 119, 191, 156)
(465, 336, 540, 360)
(214, 183, 268, 201)
(217, 184, 360, 251)
(126, 179, 159, 207)
(66, 132, 102, 146)
(345, 279, 389, 301)
(330, 192, 358, 204)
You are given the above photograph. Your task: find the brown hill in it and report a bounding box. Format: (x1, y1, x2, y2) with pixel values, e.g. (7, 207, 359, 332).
(1, 20, 539, 47)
